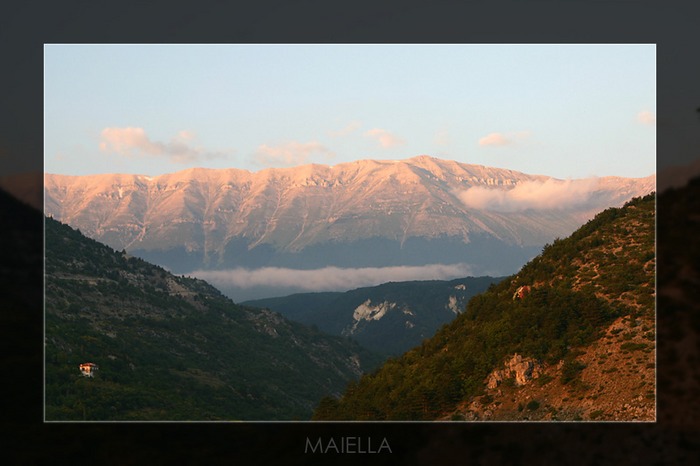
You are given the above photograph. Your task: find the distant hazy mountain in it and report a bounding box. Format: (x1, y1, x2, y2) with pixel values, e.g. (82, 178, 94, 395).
(44, 217, 381, 421)
(45, 156, 655, 288)
(243, 276, 504, 356)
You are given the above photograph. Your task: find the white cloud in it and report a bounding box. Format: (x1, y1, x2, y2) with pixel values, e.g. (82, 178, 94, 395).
(100, 127, 156, 154)
(478, 132, 511, 146)
(637, 110, 656, 125)
(252, 140, 335, 167)
(176, 130, 196, 141)
(456, 178, 600, 212)
(478, 131, 530, 147)
(365, 128, 405, 148)
(99, 127, 228, 163)
(192, 263, 473, 292)
(329, 121, 362, 137)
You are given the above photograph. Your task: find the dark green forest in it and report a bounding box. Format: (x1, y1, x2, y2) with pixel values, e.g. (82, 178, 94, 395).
(44, 217, 382, 421)
(244, 275, 504, 356)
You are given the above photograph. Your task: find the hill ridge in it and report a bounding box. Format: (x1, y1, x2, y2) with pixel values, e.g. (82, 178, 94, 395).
(44, 216, 382, 420)
(313, 193, 655, 421)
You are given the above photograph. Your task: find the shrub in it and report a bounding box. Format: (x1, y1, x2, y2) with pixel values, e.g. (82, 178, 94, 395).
(535, 374, 553, 386)
(620, 342, 648, 352)
(561, 360, 586, 385)
(526, 400, 540, 411)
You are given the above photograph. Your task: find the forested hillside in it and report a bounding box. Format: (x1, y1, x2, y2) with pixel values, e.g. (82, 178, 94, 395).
(243, 276, 504, 356)
(314, 193, 655, 421)
(44, 217, 381, 421)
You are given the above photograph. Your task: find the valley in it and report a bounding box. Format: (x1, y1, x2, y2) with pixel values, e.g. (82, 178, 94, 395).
(44, 217, 382, 420)
(42, 156, 656, 421)
(243, 276, 505, 356)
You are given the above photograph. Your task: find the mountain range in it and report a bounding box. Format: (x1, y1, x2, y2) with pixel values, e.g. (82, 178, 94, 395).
(44, 156, 655, 300)
(5, 163, 698, 459)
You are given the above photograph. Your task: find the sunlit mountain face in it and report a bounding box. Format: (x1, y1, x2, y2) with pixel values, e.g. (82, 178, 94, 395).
(45, 156, 655, 300)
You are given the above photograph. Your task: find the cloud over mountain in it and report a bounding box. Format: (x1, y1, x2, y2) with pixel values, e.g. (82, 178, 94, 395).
(365, 128, 405, 148)
(456, 178, 601, 212)
(192, 263, 474, 293)
(99, 127, 228, 163)
(478, 131, 531, 147)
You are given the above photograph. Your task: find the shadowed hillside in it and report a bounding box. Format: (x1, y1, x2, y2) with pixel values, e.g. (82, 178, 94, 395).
(244, 276, 505, 356)
(44, 217, 381, 421)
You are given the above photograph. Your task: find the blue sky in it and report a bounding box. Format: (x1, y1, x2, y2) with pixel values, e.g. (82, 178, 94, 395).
(44, 44, 655, 179)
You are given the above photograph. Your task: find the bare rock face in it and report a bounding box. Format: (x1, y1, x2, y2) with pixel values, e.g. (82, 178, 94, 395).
(486, 371, 503, 389)
(43, 156, 656, 275)
(486, 353, 543, 388)
(512, 285, 531, 301)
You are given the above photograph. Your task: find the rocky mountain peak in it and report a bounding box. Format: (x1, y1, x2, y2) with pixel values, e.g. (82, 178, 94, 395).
(44, 157, 655, 287)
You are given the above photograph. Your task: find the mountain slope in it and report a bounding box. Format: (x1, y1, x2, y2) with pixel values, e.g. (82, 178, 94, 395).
(44, 156, 655, 282)
(243, 276, 505, 356)
(44, 217, 381, 421)
(313, 193, 655, 421)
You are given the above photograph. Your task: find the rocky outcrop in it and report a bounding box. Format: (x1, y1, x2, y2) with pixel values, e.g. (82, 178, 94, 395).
(486, 353, 543, 388)
(343, 300, 398, 336)
(512, 285, 531, 300)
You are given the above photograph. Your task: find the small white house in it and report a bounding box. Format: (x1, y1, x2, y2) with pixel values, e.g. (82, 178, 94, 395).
(79, 362, 98, 378)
